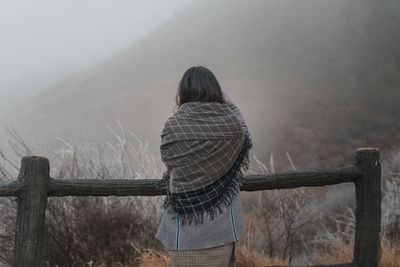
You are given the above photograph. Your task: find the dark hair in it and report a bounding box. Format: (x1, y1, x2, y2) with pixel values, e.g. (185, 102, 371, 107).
(175, 66, 225, 109)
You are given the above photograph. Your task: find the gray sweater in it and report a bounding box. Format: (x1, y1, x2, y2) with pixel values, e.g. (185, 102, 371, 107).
(155, 90, 250, 251)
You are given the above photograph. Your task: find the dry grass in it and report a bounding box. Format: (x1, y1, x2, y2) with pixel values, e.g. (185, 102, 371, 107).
(136, 217, 288, 267)
(135, 206, 398, 267)
(236, 246, 287, 267)
(135, 248, 168, 267)
(311, 240, 353, 264)
(311, 236, 400, 267)
(2, 127, 400, 266)
(136, 236, 400, 267)
(134, 247, 170, 267)
(379, 237, 400, 267)
(135, 246, 286, 267)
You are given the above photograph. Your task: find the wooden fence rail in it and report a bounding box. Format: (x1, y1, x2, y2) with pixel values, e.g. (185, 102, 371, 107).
(0, 148, 381, 267)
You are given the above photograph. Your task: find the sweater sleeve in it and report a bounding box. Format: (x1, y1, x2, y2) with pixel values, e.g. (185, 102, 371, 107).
(222, 90, 253, 147)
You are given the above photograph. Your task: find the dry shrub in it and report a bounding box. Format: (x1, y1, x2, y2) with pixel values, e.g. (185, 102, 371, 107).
(136, 237, 400, 267)
(311, 239, 353, 264)
(311, 236, 400, 266)
(135, 247, 169, 267)
(2, 126, 400, 266)
(135, 245, 287, 267)
(0, 124, 165, 266)
(43, 196, 162, 266)
(236, 246, 287, 267)
(382, 150, 400, 243)
(135, 217, 287, 267)
(379, 237, 400, 267)
(235, 216, 288, 267)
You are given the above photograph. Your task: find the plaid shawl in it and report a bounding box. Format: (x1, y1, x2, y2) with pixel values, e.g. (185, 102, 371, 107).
(158, 101, 253, 226)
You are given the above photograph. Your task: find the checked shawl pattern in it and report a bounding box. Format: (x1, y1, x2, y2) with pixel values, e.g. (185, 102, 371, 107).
(158, 101, 253, 225)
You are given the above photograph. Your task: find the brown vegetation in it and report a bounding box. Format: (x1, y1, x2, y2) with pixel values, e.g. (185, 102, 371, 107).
(1, 127, 399, 266)
(135, 238, 399, 267)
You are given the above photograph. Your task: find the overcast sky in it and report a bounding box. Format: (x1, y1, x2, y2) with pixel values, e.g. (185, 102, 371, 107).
(0, 0, 190, 115)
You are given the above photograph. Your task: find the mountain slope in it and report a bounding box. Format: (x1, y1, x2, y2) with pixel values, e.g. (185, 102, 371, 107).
(6, 0, 400, 169)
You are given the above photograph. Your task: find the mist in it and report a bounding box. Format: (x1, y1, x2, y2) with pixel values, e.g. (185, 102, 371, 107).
(1, 0, 399, 169)
(0, 0, 190, 116)
(0, 1, 399, 265)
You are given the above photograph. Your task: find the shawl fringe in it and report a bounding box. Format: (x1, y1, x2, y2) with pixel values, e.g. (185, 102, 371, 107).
(157, 132, 253, 226)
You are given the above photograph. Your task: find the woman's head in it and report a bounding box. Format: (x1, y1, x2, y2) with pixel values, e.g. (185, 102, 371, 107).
(175, 66, 225, 108)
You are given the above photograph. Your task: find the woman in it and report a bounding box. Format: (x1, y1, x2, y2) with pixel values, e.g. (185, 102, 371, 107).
(156, 66, 253, 267)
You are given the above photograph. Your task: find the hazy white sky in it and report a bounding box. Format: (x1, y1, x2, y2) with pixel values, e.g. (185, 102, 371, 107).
(0, 0, 190, 114)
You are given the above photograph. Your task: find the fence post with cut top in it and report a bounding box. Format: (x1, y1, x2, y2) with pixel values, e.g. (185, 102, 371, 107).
(12, 156, 50, 267)
(0, 147, 382, 267)
(353, 148, 381, 267)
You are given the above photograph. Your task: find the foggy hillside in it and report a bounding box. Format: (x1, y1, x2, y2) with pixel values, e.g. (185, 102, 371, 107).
(5, 0, 400, 169)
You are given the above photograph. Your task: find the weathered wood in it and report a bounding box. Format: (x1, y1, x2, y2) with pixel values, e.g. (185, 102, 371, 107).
(0, 180, 21, 196)
(47, 166, 360, 196)
(0, 148, 381, 266)
(353, 148, 381, 267)
(48, 177, 165, 196)
(12, 156, 50, 267)
(0, 165, 361, 197)
(241, 166, 360, 191)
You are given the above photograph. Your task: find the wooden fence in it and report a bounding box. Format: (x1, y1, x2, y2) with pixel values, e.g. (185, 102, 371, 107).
(0, 147, 381, 267)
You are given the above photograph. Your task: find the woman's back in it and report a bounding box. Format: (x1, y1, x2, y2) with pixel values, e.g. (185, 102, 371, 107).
(156, 66, 253, 267)
(156, 191, 245, 250)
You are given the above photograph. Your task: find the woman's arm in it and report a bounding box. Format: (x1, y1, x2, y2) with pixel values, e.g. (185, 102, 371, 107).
(222, 90, 253, 146)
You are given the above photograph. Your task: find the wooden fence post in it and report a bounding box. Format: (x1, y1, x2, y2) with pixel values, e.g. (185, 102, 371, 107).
(0, 149, 379, 267)
(12, 156, 50, 267)
(353, 148, 381, 267)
